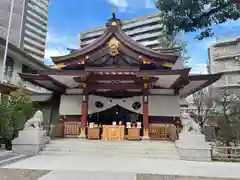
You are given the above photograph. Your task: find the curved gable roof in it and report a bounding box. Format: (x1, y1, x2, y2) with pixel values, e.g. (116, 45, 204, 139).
(51, 13, 180, 65)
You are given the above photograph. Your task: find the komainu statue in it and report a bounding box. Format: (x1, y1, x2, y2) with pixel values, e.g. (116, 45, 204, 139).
(24, 110, 43, 130)
(180, 112, 201, 134)
(189, 114, 201, 134)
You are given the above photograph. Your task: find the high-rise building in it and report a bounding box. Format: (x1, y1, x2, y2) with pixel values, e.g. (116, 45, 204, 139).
(0, 0, 49, 62)
(208, 37, 240, 97)
(79, 13, 163, 50)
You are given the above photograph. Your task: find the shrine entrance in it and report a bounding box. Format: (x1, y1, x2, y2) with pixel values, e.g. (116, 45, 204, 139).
(89, 105, 143, 126)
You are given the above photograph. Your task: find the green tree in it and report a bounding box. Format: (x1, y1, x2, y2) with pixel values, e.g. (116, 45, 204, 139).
(158, 26, 190, 63)
(213, 91, 240, 147)
(192, 89, 216, 128)
(0, 86, 38, 150)
(156, 0, 240, 40)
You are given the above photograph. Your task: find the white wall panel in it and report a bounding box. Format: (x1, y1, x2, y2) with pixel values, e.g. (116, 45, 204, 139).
(149, 95, 180, 117)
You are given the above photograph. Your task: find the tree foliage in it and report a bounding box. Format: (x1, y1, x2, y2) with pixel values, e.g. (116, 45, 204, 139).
(0, 86, 38, 146)
(156, 0, 240, 40)
(191, 89, 215, 128)
(158, 26, 190, 63)
(213, 90, 240, 146)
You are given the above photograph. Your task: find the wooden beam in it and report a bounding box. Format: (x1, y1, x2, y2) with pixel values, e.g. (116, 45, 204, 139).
(87, 83, 145, 90)
(85, 66, 140, 72)
(74, 75, 158, 83)
(136, 68, 191, 76)
(91, 91, 142, 97)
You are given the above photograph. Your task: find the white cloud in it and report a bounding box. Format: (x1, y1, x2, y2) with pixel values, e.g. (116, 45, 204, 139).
(107, 0, 128, 8)
(106, 0, 156, 12)
(145, 0, 155, 9)
(189, 63, 208, 74)
(44, 30, 79, 65)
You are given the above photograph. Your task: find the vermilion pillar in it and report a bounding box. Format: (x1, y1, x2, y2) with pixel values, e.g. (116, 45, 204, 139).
(80, 94, 88, 138)
(143, 94, 149, 138)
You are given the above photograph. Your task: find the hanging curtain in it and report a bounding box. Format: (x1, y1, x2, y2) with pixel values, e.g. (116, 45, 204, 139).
(60, 95, 180, 117)
(88, 95, 118, 114)
(118, 96, 143, 114)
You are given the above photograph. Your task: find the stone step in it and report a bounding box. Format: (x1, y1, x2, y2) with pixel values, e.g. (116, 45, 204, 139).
(42, 139, 180, 160)
(45, 143, 176, 150)
(39, 151, 180, 160)
(43, 146, 178, 154)
(50, 139, 174, 144)
(48, 140, 176, 148)
(42, 147, 179, 156)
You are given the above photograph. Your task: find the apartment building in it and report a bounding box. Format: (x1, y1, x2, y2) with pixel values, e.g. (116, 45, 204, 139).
(0, 0, 49, 62)
(79, 13, 163, 50)
(208, 37, 240, 97)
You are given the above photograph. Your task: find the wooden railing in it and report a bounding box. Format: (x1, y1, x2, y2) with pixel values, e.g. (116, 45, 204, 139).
(149, 124, 181, 141)
(211, 145, 240, 162)
(64, 122, 81, 138)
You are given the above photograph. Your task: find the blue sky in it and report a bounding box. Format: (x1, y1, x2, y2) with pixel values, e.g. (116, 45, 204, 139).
(45, 0, 240, 74)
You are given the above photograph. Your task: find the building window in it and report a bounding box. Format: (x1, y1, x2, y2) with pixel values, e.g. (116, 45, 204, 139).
(4, 57, 14, 77)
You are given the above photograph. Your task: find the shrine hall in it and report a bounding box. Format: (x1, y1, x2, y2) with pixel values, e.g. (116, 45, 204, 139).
(19, 12, 222, 141)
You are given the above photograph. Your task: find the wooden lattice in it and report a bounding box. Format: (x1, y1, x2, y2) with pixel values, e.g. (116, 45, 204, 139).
(150, 124, 180, 140)
(64, 122, 81, 138)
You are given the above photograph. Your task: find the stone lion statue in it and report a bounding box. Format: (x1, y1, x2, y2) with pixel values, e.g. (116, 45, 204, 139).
(180, 112, 201, 134)
(188, 114, 201, 134)
(24, 110, 43, 130)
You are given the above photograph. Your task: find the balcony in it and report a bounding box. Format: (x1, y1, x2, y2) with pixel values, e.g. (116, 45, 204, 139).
(123, 17, 161, 30)
(211, 46, 240, 60)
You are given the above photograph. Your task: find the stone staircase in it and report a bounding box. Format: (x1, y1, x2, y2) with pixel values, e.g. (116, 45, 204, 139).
(40, 139, 180, 160)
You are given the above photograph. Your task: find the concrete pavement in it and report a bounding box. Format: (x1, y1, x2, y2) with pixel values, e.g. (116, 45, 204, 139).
(2, 154, 240, 179)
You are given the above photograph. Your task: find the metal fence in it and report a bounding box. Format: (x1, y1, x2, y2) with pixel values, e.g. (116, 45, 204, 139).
(211, 145, 240, 162)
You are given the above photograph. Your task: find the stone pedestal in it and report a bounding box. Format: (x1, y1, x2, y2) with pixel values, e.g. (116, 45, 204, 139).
(175, 132, 212, 162)
(12, 129, 47, 155)
(142, 128, 150, 140)
(79, 128, 86, 138)
(141, 136, 150, 140)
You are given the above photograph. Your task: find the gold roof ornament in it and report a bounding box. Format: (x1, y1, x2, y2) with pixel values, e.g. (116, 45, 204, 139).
(82, 83, 87, 88)
(144, 83, 148, 89)
(143, 58, 151, 64)
(162, 62, 173, 68)
(112, 8, 115, 14)
(143, 72, 148, 80)
(111, 8, 117, 26)
(55, 63, 66, 69)
(108, 37, 120, 56)
(111, 21, 117, 26)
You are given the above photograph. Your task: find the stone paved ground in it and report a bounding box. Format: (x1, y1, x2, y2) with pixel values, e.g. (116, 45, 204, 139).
(0, 169, 239, 180)
(2, 154, 240, 179)
(0, 169, 51, 180)
(0, 154, 18, 161)
(37, 171, 240, 180)
(137, 174, 240, 180)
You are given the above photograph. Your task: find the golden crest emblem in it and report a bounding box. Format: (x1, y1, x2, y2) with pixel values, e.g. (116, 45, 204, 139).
(107, 37, 120, 56)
